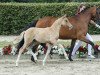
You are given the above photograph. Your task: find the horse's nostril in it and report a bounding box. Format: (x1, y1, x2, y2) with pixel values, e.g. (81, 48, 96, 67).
(71, 25, 73, 28)
(69, 25, 73, 30)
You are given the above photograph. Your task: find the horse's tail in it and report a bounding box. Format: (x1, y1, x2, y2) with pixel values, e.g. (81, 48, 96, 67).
(16, 32, 25, 54)
(17, 20, 38, 35)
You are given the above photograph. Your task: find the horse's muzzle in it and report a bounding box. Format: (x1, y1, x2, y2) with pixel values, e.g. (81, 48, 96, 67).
(69, 25, 73, 30)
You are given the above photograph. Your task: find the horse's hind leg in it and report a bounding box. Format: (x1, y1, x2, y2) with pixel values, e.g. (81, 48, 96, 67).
(43, 43, 51, 66)
(16, 35, 33, 66)
(31, 43, 47, 63)
(31, 44, 39, 62)
(58, 44, 68, 59)
(68, 39, 76, 61)
(87, 41, 98, 58)
(16, 44, 27, 67)
(79, 36, 98, 58)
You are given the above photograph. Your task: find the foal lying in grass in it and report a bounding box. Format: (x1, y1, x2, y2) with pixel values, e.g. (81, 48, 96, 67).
(16, 15, 73, 66)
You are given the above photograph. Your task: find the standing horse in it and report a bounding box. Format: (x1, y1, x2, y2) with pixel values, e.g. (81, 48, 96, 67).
(35, 6, 100, 61)
(15, 15, 73, 66)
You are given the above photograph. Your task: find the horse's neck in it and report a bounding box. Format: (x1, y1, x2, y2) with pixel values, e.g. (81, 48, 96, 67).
(50, 21, 62, 32)
(81, 13, 91, 23)
(78, 8, 93, 24)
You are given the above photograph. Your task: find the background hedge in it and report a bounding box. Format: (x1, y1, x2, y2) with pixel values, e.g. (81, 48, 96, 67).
(0, 2, 100, 35)
(0, 0, 100, 3)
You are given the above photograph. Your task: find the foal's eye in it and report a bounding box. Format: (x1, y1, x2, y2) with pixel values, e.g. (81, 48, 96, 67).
(66, 20, 68, 22)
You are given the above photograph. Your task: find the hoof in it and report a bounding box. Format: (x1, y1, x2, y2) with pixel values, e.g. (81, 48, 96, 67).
(43, 63, 45, 66)
(49, 54, 53, 59)
(31, 56, 35, 62)
(31, 56, 37, 63)
(69, 58, 73, 61)
(16, 65, 18, 67)
(42, 60, 45, 66)
(15, 63, 18, 67)
(94, 52, 98, 55)
(68, 56, 73, 61)
(89, 59, 91, 61)
(94, 52, 98, 58)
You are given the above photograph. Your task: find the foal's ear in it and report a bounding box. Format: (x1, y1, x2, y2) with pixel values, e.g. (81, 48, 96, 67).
(62, 14, 67, 19)
(63, 14, 67, 18)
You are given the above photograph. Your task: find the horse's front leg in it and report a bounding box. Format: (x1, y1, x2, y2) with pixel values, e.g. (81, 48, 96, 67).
(43, 43, 51, 66)
(58, 44, 68, 60)
(68, 39, 76, 61)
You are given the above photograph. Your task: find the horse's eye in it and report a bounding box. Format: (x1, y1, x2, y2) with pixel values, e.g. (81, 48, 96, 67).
(66, 20, 68, 22)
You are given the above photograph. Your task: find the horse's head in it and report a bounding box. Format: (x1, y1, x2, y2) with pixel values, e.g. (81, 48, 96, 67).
(95, 7, 100, 25)
(61, 14, 73, 30)
(91, 6, 100, 26)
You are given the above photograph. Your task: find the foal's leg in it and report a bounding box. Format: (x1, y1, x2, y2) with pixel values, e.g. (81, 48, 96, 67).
(58, 44, 68, 59)
(31, 43, 46, 62)
(16, 34, 34, 66)
(43, 43, 51, 66)
(30, 44, 39, 62)
(30, 50, 37, 61)
(16, 44, 27, 66)
(68, 39, 76, 61)
(27, 46, 38, 63)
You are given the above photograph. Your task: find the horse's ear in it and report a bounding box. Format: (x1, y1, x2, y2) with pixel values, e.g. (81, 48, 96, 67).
(97, 6, 100, 9)
(64, 14, 67, 17)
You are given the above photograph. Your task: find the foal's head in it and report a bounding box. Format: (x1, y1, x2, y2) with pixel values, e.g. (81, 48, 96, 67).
(60, 15, 73, 30)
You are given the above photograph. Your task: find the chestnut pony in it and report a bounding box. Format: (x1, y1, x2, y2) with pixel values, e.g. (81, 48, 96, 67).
(35, 6, 100, 61)
(17, 6, 100, 61)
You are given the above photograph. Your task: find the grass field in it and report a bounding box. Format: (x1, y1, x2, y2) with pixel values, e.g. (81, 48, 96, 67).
(0, 40, 100, 48)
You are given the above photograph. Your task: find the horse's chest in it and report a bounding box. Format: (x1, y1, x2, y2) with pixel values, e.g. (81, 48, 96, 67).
(50, 34, 59, 40)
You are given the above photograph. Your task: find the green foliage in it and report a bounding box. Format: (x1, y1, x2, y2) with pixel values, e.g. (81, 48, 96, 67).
(0, 2, 100, 35)
(0, 0, 100, 2)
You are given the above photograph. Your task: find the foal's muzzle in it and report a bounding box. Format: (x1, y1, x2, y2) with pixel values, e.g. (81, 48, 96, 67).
(69, 25, 73, 30)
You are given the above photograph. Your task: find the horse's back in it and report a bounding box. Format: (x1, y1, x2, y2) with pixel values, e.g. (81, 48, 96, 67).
(36, 16, 57, 28)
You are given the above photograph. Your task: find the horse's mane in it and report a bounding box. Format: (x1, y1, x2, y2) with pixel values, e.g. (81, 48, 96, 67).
(78, 7, 90, 14)
(72, 7, 90, 20)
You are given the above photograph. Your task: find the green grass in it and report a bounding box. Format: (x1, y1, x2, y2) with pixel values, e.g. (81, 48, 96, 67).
(58, 41, 100, 47)
(0, 41, 13, 48)
(0, 41, 100, 48)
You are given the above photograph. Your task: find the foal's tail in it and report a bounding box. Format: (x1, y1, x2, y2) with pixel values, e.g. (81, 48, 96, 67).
(16, 32, 25, 54)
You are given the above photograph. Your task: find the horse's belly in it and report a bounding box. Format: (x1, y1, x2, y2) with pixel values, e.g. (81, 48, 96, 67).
(59, 27, 76, 39)
(34, 32, 51, 43)
(59, 34, 76, 39)
(36, 39, 48, 43)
